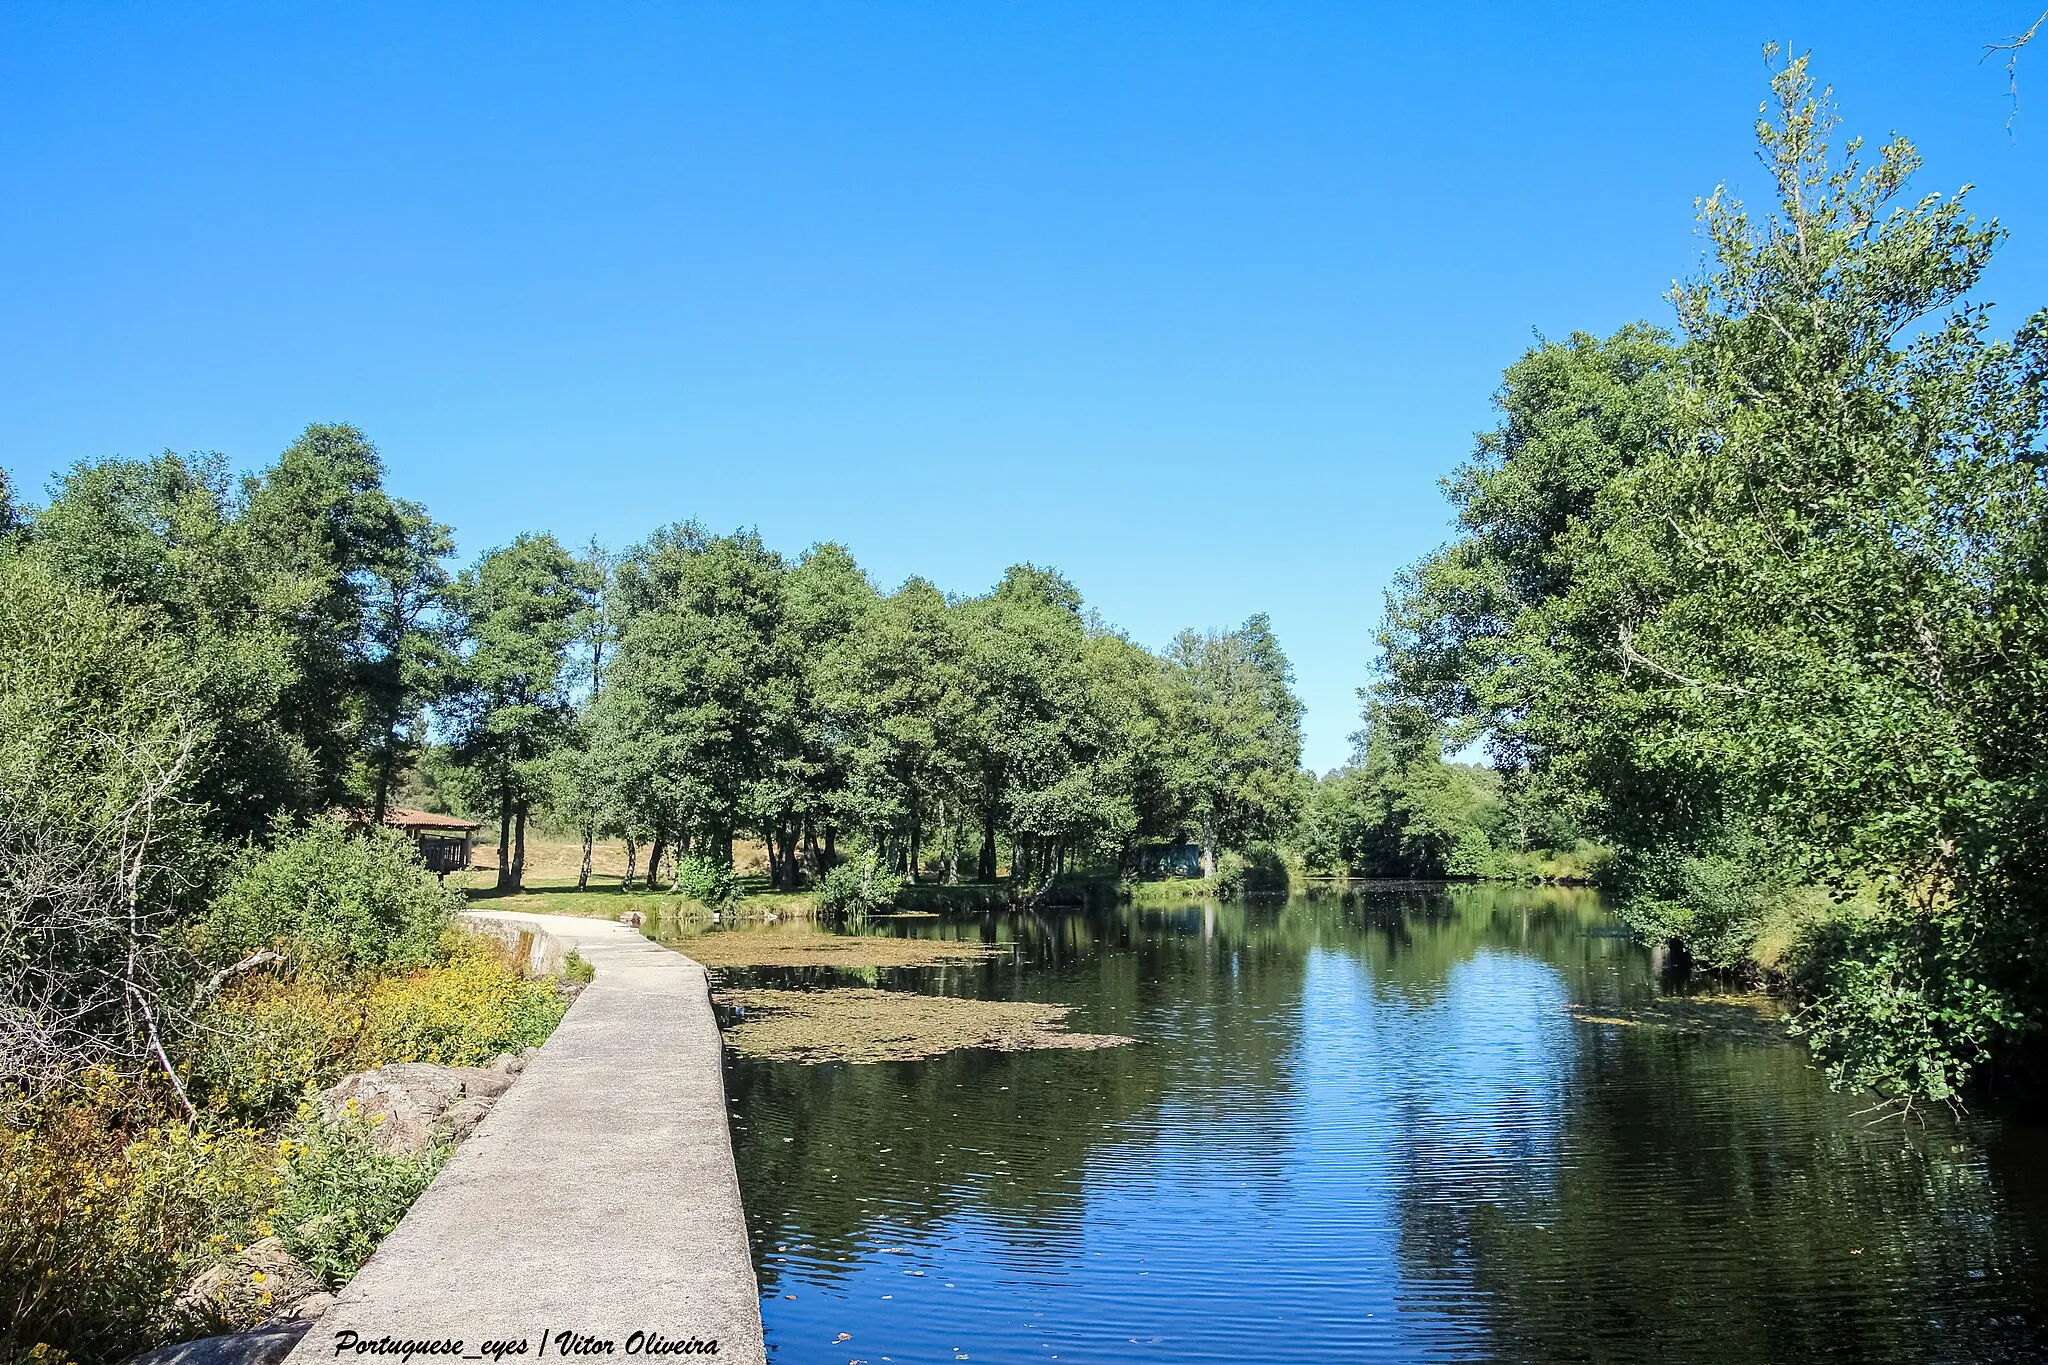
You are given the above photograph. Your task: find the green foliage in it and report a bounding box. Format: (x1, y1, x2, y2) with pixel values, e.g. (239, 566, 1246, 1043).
(1375, 53, 2048, 1103)
(1215, 844, 1291, 900)
(0, 555, 215, 1096)
(204, 818, 456, 973)
(273, 1108, 446, 1286)
(1788, 904, 2027, 1109)
(562, 949, 595, 984)
(443, 533, 597, 890)
(184, 934, 564, 1119)
(1161, 615, 1304, 871)
(589, 530, 1304, 896)
(669, 854, 735, 906)
(816, 859, 904, 918)
(1300, 705, 1505, 879)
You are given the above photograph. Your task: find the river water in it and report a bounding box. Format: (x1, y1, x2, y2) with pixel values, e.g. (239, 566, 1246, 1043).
(687, 885, 2048, 1364)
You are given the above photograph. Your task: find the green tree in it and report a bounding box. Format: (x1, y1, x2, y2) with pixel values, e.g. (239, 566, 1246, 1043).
(445, 534, 595, 892)
(1379, 53, 2048, 1106)
(360, 501, 454, 825)
(1164, 614, 1304, 877)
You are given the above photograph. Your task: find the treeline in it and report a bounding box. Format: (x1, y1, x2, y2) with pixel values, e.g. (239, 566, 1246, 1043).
(1371, 55, 2048, 1108)
(463, 538, 1305, 897)
(0, 434, 1306, 905)
(1295, 703, 1598, 882)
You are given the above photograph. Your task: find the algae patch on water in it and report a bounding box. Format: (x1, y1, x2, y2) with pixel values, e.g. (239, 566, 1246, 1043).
(678, 931, 1000, 970)
(1565, 993, 1790, 1046)
(715, 987, 1133, 1063)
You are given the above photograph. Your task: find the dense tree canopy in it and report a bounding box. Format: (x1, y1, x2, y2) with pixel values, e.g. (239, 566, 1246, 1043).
(1377, 53, 2048, 1107)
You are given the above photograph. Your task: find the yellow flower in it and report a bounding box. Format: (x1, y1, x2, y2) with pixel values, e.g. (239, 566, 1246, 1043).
(32, 1345, 50, 1358)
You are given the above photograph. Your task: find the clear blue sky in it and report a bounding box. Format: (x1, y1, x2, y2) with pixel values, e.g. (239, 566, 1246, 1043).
(4, 3, 2045, 771)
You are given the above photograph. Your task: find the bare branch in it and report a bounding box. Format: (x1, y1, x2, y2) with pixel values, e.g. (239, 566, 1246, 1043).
(1984, 9, 2048, 130)
(1616, 623, 1753, 696)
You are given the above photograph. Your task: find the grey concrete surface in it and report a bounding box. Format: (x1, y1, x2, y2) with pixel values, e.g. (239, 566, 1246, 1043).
(283, 912, 764, 1365)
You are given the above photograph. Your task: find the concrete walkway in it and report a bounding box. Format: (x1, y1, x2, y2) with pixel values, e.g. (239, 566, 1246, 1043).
(284, 912, 764, 1365)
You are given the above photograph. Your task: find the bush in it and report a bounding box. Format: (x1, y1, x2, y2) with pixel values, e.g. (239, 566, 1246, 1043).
(669, 854, 734, 907)
(184, 935, 566, 1120)
(205, 817, 457, 973)
(816, 859, 902, 918)
(360, 936, 566, 1067)
(272, 1108, 445, 1286)
(0, 1083, 271, 1365)
(1788, 904, 2028, 1110)
(1215, 844, 1290, 900)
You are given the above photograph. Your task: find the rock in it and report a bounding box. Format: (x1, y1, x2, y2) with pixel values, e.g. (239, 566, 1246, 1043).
(618, 910, 644, 926)
(124, 1321, 313, 1365)
(318, 1062, 514, 1155)
(287, 1292, 337, 1322)
(486, 1052, 526, 1075)
(171, 1237, 321, 1330)
(440, 1095, 495, 1141)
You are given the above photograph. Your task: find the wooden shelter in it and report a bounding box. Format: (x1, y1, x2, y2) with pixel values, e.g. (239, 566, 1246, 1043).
(335, 806, 483, 873)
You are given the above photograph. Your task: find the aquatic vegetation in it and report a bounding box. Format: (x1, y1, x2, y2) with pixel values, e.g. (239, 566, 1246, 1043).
(678, 932, 1001, 970)
(714, 988, 1131, 1063)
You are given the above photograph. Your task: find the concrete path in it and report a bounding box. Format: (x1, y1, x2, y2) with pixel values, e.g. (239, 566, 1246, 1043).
(285, 912, 764, 1365)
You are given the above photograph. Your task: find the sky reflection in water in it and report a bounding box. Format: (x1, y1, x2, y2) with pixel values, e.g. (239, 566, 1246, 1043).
(699, 887, 2048, 1364)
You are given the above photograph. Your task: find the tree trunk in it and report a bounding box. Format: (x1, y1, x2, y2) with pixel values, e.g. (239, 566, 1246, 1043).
(908, 818, 921, 885)
(1201, 817, 1217, 880)
(623, 833, 638, 890)
(372, 715, 398, 827)
(778, 822, 800, 891)
(802, 814, 819, 881)
(765, 829, 782, 889)
(979, 812, 997, 882)
(511, 800, 529, 892)
(496, 777, 513, 892)
(578, 820, 594, 891)
(647, 828, 668, 892)
(824, 823, 837, 873)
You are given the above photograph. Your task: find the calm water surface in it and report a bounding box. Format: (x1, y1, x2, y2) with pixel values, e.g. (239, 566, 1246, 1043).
(665, 886, 2048, 1364)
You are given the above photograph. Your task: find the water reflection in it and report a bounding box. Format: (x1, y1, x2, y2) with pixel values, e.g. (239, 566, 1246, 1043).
(672, 886, 2048, 1363)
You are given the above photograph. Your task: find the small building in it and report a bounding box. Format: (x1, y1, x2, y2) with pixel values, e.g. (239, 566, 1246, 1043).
(335, 805, 483, 873)
(1124, 841, 1206, 879)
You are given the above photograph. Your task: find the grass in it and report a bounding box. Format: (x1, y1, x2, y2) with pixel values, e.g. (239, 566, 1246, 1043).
(1126, 877, 1219, 904)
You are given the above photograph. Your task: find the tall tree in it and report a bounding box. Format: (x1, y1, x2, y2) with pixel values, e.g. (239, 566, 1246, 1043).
(1165, 614, 1304, 877)
(360, 501, 453, 824)
(445, 534, 594, 892)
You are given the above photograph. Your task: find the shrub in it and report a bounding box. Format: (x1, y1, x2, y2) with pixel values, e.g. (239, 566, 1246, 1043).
(205, 817, 457, 973)
(360, 936, 566, 1067)
(272, 1108, 445, 1286)
(1788, 903, 2028, 1111)
(1215, 844, 1290, 901)
(0, 1083, 271, 1365)
(816, 859, 902, 918)
(669, 855, 735, 907)
(184, 935, 565, 1120)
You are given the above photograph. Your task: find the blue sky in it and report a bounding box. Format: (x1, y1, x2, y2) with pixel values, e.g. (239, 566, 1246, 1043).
(4, 3, 2045, 771)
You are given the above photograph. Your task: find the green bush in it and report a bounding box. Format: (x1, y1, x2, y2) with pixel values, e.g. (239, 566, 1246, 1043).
(669, 854, 735, 907)
(205, 817, 457, 973)
(184, 934, 567, 1120)
(1216, 844, 1290, 900)
(816, 859, 902, 918)
(1788, 905, 2028, 1110)
(272, 1108, 446, 1286)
